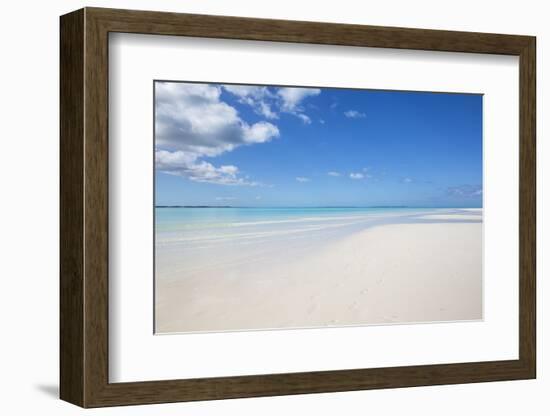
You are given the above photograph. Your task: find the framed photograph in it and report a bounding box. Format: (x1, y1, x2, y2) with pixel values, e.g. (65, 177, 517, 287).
(60, 7, 536, 408)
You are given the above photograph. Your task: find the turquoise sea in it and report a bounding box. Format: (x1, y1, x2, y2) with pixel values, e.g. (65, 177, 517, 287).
(155, 207, 452, 290)
(155, 207, 461, 251)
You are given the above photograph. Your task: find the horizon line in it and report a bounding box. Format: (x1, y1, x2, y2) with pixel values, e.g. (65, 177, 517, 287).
(154, 205, 482, 209)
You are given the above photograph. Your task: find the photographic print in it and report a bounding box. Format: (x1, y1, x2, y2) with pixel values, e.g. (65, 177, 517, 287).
(154, 81, 482, 334)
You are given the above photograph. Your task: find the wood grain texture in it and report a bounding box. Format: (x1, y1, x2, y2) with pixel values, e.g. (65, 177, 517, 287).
(83, 10, 110, 406)
(59, 8, 84, 407)
(89, 7, 532, 54)
(59, 7, 537, 408)
(518, 38, 536, 375)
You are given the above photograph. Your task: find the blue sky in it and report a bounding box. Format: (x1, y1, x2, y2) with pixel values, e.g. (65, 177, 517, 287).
(155, 81, 482, 207)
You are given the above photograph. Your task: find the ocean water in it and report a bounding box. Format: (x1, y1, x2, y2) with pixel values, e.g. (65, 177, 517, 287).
(155, 207, 456, 253)
(155, 207, 443, 290)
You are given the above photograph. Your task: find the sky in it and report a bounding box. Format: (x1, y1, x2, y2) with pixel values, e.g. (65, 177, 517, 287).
(155, 81, 482, 208)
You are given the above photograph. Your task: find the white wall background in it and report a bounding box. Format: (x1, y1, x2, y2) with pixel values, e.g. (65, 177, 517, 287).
(0, 0, 545, 414)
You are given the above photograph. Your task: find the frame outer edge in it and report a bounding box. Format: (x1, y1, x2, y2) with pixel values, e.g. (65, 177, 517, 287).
(60, 8, 86, 407)
(82, 6, 111, 408)
(60, 7, 537, 407)
(519, 37, 536, 377)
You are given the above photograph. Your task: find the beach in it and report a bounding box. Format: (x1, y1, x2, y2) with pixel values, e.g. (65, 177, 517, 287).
(155, 208, 482, 334)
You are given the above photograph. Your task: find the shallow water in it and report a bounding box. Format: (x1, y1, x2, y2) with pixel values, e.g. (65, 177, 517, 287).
(155, 207, 481, 283)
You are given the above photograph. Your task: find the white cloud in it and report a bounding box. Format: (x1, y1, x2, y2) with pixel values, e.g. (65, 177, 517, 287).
(344, 110, 366, 119)
(257, 101, 278, 119)
(156, 150, 259, 186)
(276, 87, 320, 123)
(319, 119, 325, 124)
(328, 171, 341, 177)
(223, 85, 320, 123)
(277, 87, 321, 112)
(349, 172, 364, 179)
(156, 82, 279, 155)
(402, 177, 413, 183)
(296, 177, 310, 183)
(223, 85, 269, 99)
(243, 121, 280, 143)
(155, 82, 323, 185)
(222, 85, 278, 119)
(295, 113, 312, 124)
(255, 196, 262, 200)
(155, 82, 279, 185)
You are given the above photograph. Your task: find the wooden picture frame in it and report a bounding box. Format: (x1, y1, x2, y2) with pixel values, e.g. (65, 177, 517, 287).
(60, 7, 536, 408)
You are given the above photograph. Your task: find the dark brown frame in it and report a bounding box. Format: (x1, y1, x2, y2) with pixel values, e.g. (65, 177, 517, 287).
(60, 7, 536, 408)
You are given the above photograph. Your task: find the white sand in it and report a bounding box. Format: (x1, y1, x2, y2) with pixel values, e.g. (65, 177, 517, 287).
(156, 214, 482, 333)
(415, 208, 482, 221)
(415, 214, 481, 220)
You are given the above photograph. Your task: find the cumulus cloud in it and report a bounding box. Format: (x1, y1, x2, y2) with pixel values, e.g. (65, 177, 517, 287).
(155, 82, 279, 185)
(344, 110, 366, 119)
(156, 82, 278, 155)
(446, 185, 483, 197)
(349, 172, 364, 179)
(222, 85, 278, 119)
(155, 82, 324, 185)
(257, 101, 278, 119)
(222, 85, 320, 124)
(277, 87, 320, 112)
(276, 87, 321, 123)
(223, 85, 269, 100)
(243, 121, 280, 143)
(327, 171, 341, 177)
(296, 177, 310, 183)
(295, 113, 312, 124)
(156, 150, 259, 186)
